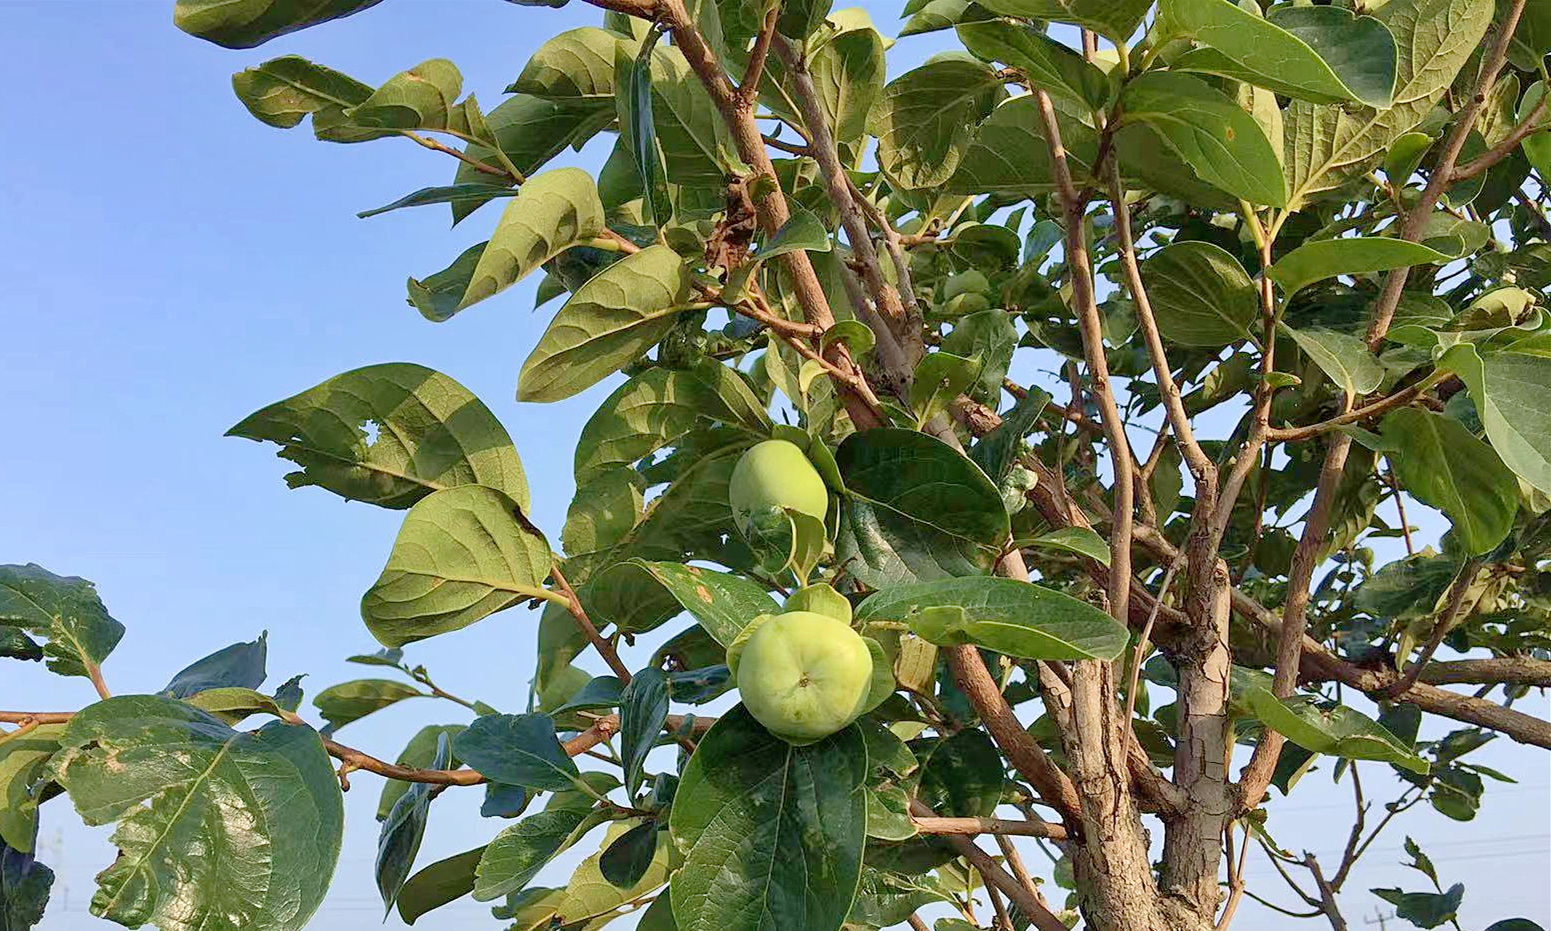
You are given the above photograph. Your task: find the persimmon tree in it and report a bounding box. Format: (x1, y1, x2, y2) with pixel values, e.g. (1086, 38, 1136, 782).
(5, 0, 1551, 930)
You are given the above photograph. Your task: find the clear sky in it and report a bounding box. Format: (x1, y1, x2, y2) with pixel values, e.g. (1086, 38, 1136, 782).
(1, 2, 1546, 929)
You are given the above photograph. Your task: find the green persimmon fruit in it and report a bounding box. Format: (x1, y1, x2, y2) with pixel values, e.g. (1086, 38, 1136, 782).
(735, 610, 874, 744)
(728, 439, 828, 539)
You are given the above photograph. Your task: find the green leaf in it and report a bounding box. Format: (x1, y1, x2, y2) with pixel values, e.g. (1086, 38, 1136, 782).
(231, 56, 374, 132)
(911, 352, 983, 428)
(474, 807, 589, 901)
(359, 184, 515, 219)
(1025, 527, 1111, 565)
(972, 0, 1150, 40)
(410, 168, 605, 320)
(599, 819, 659, 887)
(1232, 670, 1428, 774)
(174, 0, 381, 48)
(378, 725, 466, 820)
(360, 485, 553, 648)
(918, 728, 1002, 817)
(519, 245, 694, 403)
(1163, 0, 1397, 107)
(313, 678, 425, 734)
(523, 817, 676, 926)
(376, 733, 450, 912)
(162, 632, 267, 699)
(945, 96, 1101, 195)
(1355, 552, 1459, 619)
(855, 576, 1129, 661)
(573, 364, 771, 485)
(454, 713, 581, 792)
(0, 565, 123, 682)
(760, 209, 833, 260)
(396, 846, 483, 925)
(0, 627, 41, 663)
(181, 687, 285, 725)
(593, 561, 779, 647)
(1, 842, 52, 931)
(869, 58, 1003, 190)
(1116, 72, 1286, 206)
(229, 362, 530, 511)
(626, 29, 674, 229)
(1382, 408, 1517, 555)
(0, 724, 65, 853)
(956, 21, 1110, 110)
(1371, 884, 1464, 928)
(343, 59, 463, 132)
(1266, 237, 1452, 298)
(835, 430, 1009, 587)
(512, 28, 623, 102)
(970, 387, 1049, 483)
(620, 668, 669, 797)
(1441, 341, 1551, 494)
(1283, 0, 1493, 209)
(1139, 240, 1259, 347)
(808, 26, 886, 145)
(448, 95, 616, 224)
(669, 706, 867, 931)
(49, 696, 342, 931)
(1280, 325, 1385, 398)
(848, 867, 954, 927)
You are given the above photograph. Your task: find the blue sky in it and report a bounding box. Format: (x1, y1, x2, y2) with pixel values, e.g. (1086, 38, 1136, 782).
(1, 2, 1546, 928)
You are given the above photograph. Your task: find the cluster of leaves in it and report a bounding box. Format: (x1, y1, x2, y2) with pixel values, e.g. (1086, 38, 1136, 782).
(5, 0, 1551, 930)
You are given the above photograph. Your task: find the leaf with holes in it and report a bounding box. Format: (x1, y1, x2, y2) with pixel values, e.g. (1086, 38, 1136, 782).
(0, 565, 123, 683)
(47, 696, 342, 931)
(229, 363, 530, 511)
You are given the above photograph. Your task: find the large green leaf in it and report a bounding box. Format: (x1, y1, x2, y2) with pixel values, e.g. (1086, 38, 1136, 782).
(502, 818, 675, 930)
(376, 733, 450, 912)
(620, 667, 669, 797)
(1116, 72, 1286, 206)
(519, 245, 693, 403)
(453, 713, 581, 792)
(855, 577, 1129, 661)
(396, 846, 483, 925)
(1231, 670, 1428, 774)
(1266, 237, 1452, 298)
(971, 0, 1151, 40)
(174, 0, 382, 48)
(474, 807, 589, 901)
(0, 565, 123, 682)
(0, 725, 65, 853)
(344, 59, 465, 132)
(450, 95, 616, 224)
(1, 842, 52, 931)
(1382, 408, 1517, 555)
(944, 95, 1101, 195)
(512, 27, 623, 102)
(956, 21, 1110, 110)
(669, 706, 867, 931)
(1163, 0, 1397, 107)
(161, 632, 267, 699)
(1139, 240, 1259, 347)
(573, 364, 771, 485)
(412, 168, 606, 321)
(48, 696, 342, 931)
(229, 362, 530, 510)
(592, 560, 778, 647)
(1280, 325, 1385, 398)
(808, 26, 886, 145)
(1441, 340, 1551, 494)
(312, 679, 426, 734)
(1283, 0, 1493, 209)
(231, 56, 374, 133)
(360, 485, 553, 647)
(869, 58, 1003, 190)
(835, 430, 1009, 587)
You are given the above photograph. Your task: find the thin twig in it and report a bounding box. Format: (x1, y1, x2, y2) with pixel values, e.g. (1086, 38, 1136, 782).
(912, 815, 1068, 839)
(552, 562, 633, 684)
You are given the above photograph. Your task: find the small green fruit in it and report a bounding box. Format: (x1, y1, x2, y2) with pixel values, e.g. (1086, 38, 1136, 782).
(728, 439, 828, 539)
(735, 610, 874, 744)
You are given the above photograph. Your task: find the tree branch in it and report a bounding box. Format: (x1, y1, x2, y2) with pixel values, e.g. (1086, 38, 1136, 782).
(912, 815, 1069, 839)
(552, 562, 633, 684)
(911, 801, 1070, 931)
